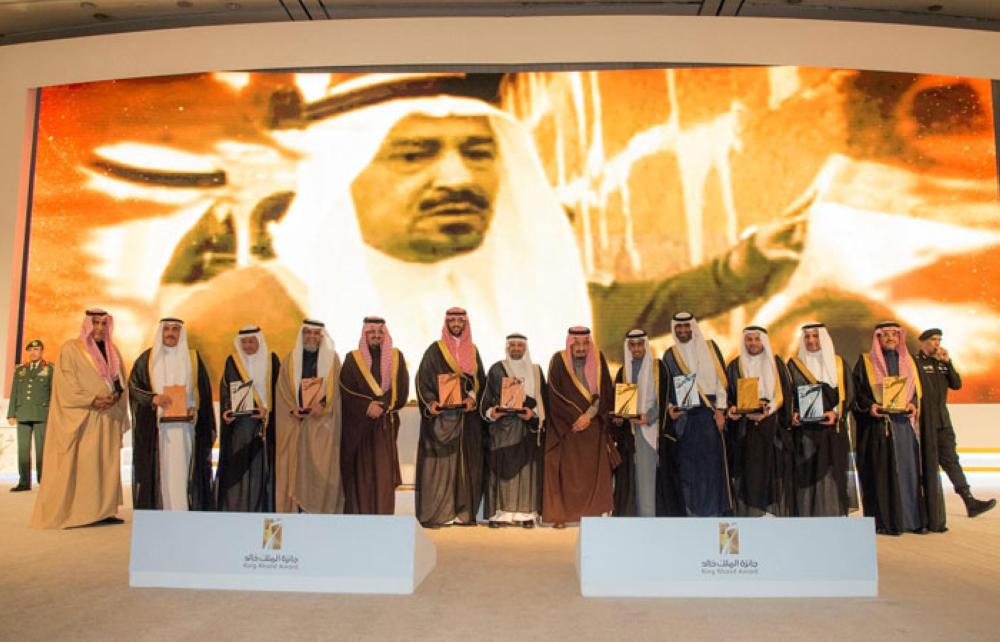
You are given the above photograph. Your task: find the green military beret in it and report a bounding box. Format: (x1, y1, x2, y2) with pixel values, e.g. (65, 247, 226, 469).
(25, 339, 43, 350)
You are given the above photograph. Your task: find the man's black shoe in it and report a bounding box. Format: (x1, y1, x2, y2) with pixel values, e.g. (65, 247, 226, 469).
(968, 497, 996, 518)
(960, 490, 996, 518)
(9, 484, 30, 492)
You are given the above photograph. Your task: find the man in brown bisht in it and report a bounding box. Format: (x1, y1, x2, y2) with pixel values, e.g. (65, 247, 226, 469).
(31, 309, 130, 528)
(339, 317, 409, 515)
(276, 319, 344, 514)
(543, 326, 615, 528)
(415, 307, 487, 528)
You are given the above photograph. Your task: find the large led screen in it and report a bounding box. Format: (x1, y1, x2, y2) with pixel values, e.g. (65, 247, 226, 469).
(20, 68, 1000, 400)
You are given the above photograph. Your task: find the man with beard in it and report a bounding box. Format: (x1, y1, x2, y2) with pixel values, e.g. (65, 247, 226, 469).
(414, 308, 486, 528)
(662, 313, 731, 517)
(611, 329, 674, 517)
(915, 328, 995, 521)
(276, 319, 344, 514)
(339, 317, 409, 515)
(481, 333, 546, 528)
(543, 327, 615, 528)
(128, 318, 215, 511)
(852, 322, 930, 535)
(787, 322, 855, 517)
(725, 326, 795, 517)
(31, 309, 130, 528)
(217, 326, 279, 512)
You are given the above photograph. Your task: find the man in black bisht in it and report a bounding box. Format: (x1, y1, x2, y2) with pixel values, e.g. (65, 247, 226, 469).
(480, 333, 546, 528)
(414, 307, 487, 528)
(786, 322, 856, 517)
(852, 321, 932, 535)
(128, 318, 215, 511)
(724, 326, 795, 517)
(217, 326, 281, 512)
(915, 328, 995, 522)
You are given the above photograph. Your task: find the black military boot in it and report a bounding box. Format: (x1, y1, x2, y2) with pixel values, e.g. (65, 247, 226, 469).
(960, 488, 997, 518)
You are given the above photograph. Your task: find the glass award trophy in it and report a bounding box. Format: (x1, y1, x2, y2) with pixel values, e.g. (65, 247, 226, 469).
(880, 376, 908, 414)
(736, 377, 765, 414)
(230, 380, 255, 416)
(160, 384, 193, 422)
(797, 383, 824, 423)
(299, 377, 324, 414)
(674, 374, 700, 411)
(613, 383, 641, 419)
(499, 376, 526, 412)
(437, 372, 464, 409)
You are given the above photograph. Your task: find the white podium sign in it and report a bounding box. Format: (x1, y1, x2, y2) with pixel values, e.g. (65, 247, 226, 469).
(130, 511, 436, 594)
(578, 517, 877, 597)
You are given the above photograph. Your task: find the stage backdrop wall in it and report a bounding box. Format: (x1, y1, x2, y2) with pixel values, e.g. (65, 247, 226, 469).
(1, 17, 999, 475)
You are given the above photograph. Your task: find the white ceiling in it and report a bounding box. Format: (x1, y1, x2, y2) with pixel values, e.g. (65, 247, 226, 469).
(1, 0, 998, 45)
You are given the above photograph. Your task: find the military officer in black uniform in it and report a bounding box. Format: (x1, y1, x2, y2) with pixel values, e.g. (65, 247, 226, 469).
(915, 328, 995, 519)
(6, 339, 53, 491)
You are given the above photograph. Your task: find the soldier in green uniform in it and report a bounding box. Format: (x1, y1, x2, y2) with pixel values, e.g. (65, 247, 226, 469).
(6, 339, 52, 491)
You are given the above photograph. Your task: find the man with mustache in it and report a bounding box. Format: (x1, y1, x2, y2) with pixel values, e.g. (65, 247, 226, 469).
(339, 317, 409, 515)
(724, 326, 795, 517)
(135, 73, 810, 373)
(480, 333, 546, 528)
(414, 308, 487, 528)
(787, 322, 855, 517)
(350, 113, 498, 263)
(31, 309, 130, 528)
(543, 326, 615, 528)
(268, 78, 592, 364)
(128, 318, 215, 511)
(611, 329, 674, 517)
(852, 322, 930, 535)
(217, 326, 280, 512)
(662, 313, 731, 517)
(275, 319, 344, 514)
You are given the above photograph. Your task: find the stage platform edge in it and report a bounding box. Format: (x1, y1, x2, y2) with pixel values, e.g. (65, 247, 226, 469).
(130, 511, 436, 594)
(577, 516, 877, 598)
